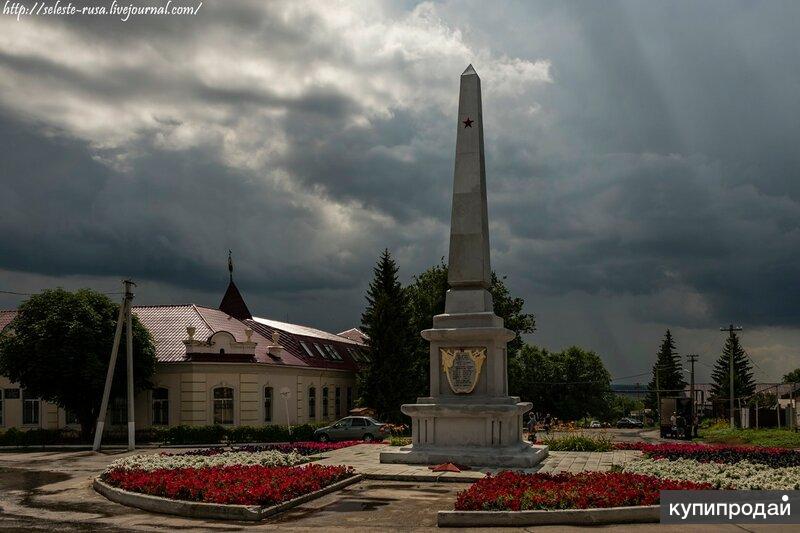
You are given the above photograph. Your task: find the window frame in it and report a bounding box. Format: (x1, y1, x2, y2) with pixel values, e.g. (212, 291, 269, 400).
(322, 386, 329, 419)
(152, 387, 169, 426)
(264, 386, 273, 423)
(325, 345, 342, 360)
(0, 388, 3, 426)
(308, 386, 316, 420)
(22, 390, 40, 426)
(299, 341, 316, 358)
(314, 343, 329, 359)
(212, 386, 235, 425)
(346, 386, 353, 412)
(335, 386, 341, 418)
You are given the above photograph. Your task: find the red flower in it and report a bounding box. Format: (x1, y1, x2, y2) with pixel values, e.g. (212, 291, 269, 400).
(102, 464, 354, 506)
(612, 442, 800, 467)
(454, 471, 712, 511)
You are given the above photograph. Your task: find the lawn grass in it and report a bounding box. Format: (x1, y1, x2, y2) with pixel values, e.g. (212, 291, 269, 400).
(700, 425, 800, 448)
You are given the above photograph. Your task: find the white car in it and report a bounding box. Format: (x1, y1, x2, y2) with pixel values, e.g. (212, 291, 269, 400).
(589, 420, 602, 428)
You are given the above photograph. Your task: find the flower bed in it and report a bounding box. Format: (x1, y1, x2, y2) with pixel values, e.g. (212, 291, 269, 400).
(613, 442, 800, 467)
(105, 449, 307, 471)
(454, 471, 712, 511)
(623, 458, 800, 490)
(102, 463, 353, 506)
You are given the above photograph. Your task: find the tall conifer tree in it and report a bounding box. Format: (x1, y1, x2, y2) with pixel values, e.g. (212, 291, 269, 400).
(711, 331, 755, 402)
(357, 249, 415, 422)
(646, 330, 686, 410)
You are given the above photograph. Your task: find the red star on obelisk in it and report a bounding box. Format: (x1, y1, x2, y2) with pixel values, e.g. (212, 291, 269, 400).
(462, 117, 474, 128)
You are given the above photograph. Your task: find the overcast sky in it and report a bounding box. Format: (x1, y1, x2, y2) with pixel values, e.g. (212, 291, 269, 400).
(1, 1, 799, 383)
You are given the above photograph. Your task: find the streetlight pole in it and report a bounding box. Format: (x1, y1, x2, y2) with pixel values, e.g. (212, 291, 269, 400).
(720, 324, 743, 429)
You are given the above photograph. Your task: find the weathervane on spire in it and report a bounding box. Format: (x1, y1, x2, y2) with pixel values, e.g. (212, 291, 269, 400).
(228, 250, 233, 281)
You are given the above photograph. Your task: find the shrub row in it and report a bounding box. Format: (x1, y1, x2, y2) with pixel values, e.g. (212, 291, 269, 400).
(0, 423, 327, 447)
(538, 433, 614, 452)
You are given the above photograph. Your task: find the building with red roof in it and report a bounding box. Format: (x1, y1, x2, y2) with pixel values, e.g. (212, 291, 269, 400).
(0, 265, 366, 431)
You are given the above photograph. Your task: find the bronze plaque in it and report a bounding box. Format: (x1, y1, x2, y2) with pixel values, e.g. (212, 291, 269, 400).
(440, 347, 486, 394)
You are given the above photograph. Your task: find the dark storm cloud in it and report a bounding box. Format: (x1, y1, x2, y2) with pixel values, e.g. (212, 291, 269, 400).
(1, 1, 800, 378)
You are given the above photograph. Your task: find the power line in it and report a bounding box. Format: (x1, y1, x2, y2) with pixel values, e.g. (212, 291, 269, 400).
(1, 289, 124, 296)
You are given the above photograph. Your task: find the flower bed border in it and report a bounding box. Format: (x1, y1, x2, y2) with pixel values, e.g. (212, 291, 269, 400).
(93, 473, 362, 521)
(438, 505, 659, 527)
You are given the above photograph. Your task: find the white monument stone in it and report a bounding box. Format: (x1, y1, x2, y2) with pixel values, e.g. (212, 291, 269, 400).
(380, 65, 548, 468)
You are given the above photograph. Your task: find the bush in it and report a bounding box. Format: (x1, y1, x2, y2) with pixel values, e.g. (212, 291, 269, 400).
(157, 423, 325, 445)
(0, 423, 328, 446)
(389, 435, 412, 446)
(539, 433, 613, 452)
(0, 427, 83, 447)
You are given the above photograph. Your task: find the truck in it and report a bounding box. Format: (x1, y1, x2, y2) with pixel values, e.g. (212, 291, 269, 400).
(659, 397, 694, 439)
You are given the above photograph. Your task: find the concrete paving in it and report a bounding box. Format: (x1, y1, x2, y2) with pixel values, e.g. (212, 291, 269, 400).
(0, 441, 795, 531)
(314, 443, 642, 481)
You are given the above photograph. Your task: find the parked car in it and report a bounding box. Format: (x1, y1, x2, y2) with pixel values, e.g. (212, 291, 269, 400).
(313, 416, 389, 442)
(616, 417, 644, 429)
(589, 420, 602, 428)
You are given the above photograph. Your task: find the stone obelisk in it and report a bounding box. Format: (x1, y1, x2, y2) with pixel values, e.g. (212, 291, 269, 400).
(381, 65, 547, 468)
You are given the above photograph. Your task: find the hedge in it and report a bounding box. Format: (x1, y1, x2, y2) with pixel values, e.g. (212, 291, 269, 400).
(0, 423, 328, 447)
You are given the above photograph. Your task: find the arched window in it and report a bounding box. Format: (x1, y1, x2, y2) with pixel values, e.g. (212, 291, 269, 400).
(264, 387, 273, 423)
(308, 386, 316, 420)
(152, 387, 169, 426)
(322, 387, 329, 419)
(213, 387, 234, 425)
(335, 386, 341, 418)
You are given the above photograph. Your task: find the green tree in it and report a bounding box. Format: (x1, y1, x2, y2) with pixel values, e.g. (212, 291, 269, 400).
(608, 395, 645, 422)
(783, 368, 800, 384)
(405, 261, 536, 399)
(711, 330, 755, 403)
(747, 391, 776, 408)
(645, 330, 686, 410)
(406, 260, 450, 399)
(508, 344, 558, 415)
(509, 344, 612, 421)
(357, 249, 416, 422)
(0, 289, 156, 440)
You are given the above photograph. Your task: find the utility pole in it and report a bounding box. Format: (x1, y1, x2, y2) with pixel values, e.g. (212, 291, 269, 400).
(125, 280, 135, 451)
(720, 324, 743, 429)
(655, 367, 660, 418)
(687, 354, 699, 434)
(93, 280, 136, 451)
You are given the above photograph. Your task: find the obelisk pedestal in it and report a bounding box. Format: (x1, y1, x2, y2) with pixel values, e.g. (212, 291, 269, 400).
(380, 66, 547, 468)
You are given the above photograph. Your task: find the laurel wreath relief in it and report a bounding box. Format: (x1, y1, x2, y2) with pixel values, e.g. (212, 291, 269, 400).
(440, 347, 486, 393)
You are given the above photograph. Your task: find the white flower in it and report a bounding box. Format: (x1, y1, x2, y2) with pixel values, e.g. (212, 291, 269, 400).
(105, 450, 307, 472)
(622, 458, 800, 490)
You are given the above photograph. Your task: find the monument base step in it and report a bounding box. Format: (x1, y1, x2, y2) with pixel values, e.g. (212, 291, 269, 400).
(379, 443, 548, 468)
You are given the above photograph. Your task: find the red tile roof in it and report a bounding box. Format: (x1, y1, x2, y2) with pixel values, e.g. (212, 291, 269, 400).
(132, 305, 363, 371)
(1, 300, 365, 373)
(337, 327, 367, 343)
(0, 310, 17, 332)
(246, 317, 362, 372)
